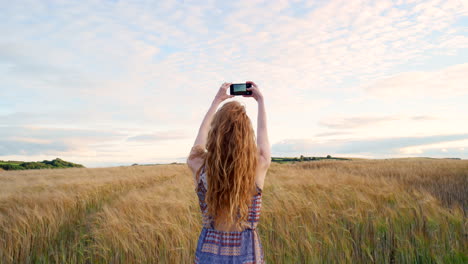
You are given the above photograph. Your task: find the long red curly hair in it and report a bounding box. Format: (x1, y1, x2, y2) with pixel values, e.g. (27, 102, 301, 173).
(192, 100, 258, 230)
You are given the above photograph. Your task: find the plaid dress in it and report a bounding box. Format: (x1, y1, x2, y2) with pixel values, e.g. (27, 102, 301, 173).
(194, 165, 265, 264)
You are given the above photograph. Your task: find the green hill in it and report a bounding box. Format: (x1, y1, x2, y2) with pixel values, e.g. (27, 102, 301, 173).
(0, 158, 85, 171)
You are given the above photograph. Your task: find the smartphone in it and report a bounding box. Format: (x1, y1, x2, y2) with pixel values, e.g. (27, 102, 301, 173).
(230, 83, 252, 95)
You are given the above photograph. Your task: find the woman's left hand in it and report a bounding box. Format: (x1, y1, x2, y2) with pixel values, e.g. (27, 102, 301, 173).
(214, 82, 234, 103)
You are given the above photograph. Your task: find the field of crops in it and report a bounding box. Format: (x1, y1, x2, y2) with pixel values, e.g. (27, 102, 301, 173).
(0, 159, 466, 263)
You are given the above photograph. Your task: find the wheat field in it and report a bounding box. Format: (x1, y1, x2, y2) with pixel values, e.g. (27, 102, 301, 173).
(0, 159, 467, 263)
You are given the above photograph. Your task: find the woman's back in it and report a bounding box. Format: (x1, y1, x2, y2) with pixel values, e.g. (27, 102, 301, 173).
(187, 81, 270, 263)
(194, 165, 264, 263)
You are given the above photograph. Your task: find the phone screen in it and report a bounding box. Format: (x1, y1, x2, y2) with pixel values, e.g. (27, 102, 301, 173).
(232, 83, 247, 92)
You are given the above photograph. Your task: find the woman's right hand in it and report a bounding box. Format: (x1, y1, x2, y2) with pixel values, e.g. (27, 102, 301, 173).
(242, 81, 263, 102)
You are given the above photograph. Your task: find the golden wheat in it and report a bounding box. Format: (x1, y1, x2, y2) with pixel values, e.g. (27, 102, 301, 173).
(0, 159, 466, 263)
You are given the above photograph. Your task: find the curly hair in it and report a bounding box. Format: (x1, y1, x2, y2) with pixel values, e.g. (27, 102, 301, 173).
(194, 100, 258, 230)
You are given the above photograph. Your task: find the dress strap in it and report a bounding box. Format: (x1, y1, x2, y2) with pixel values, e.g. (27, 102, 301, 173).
(255, 183, 263, 193)
(199, 165, 208, 189)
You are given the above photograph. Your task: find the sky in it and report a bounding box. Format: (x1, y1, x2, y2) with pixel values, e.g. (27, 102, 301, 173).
(1, 0, 467, 167)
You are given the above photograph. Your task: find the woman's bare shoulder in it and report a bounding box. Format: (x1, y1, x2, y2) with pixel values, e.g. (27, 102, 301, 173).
(187, 144, 206, 173)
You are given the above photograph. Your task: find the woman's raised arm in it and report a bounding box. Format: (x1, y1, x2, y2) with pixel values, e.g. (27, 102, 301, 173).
(244, 81, 271, 167)
(187, 83, 233, 165)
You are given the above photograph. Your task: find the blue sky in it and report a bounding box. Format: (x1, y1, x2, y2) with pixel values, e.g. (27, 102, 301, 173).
(1, 0, 467, 167)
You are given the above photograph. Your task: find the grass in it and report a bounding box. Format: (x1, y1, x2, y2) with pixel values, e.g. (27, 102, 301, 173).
(0, 159, 467, 263)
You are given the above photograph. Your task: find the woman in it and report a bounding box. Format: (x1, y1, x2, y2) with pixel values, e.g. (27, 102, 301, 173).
(186, 81, 271, 263)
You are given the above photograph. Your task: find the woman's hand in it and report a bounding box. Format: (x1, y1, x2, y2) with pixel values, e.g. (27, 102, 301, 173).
(242, 81, 264, 102)
(214, 82, 234, 104)
(194, 83, 233, 151)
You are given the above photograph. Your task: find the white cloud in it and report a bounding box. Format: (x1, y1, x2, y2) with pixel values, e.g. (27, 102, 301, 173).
(399, 139, 468, 154)
(319, 116, 398, 129)
(272, 133, 468, 158)
(127, 130, 189, 142)
(362, 63, 468, 98)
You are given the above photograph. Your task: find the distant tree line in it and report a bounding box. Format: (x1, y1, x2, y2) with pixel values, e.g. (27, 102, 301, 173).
(271, 155, 349, 163)
(0, 158, 85, 171)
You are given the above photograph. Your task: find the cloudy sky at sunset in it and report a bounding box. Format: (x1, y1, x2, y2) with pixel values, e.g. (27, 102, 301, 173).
(1, 0, 467, 167)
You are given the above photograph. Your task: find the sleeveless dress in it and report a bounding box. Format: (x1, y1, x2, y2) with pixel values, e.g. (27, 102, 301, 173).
(194, 165, 265, 264)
